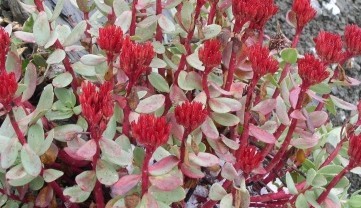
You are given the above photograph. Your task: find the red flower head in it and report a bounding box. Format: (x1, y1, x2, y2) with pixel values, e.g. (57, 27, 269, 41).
(248, 44, 279, 79)
(238, 145, 263, 174)
(131, 114, 171, 150)
(314, 31, 344, 64)
(0, 72, 17, 108)
(0, 28, 10, 72)
(232, 0, 278, 31)
(198, 39, 222, 73)
(175, 101, 208, 132)
(344, 24, 361, 56)
(79, 81, 114, 140)
(298, 54, 329, 88)
(292, 0, 316, 33)
(348, 134, 361, 168)
(97, 25, 123, 55)
(120, 36, 154, 83)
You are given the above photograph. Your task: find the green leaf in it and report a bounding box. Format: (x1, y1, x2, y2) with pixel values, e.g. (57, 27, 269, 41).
(21, 144, 42, 176)
(50, 0, 65, 21)
(149, 186, 186, 205)
(286, 172, 298, 194)
(55, 88, 76, 108)
(28, 123, 45, 155)
(47, 49, 66, 65)
(33, 12, 50, 46)
(148, 72, 170, 93)
(63, 186, 91, 203)
(38, 129, 54, 155)
(202, 24, 222, 40)
(158, 14, 175, 33)
(211, 112, 240, 126)
(349, 195, 361, 208)
(311, 174, 327, 187)
(209, 183, 227, 200)
(152, 41, 165, 54)
(75, 170, 96, 192)
(310, 83, 331, 95)
(306, 168, 317, 187)
(21, 63, 37, 102)
(96, 159, 119, 186)
(317, 165, 344, 176)
(186, 52, 205, 71)
(135, 94, 165, 113)
(281, 48, 298, 64)
(296, 194, 309, 208)
(72, 61, 97, 76)
(52, 72, 73, 88)
(180, 1, 193, 31)
(7, 164, 36, 187)
(149, 57, 167, 68)
(1, 138, 21, 169)
(43, 169, 64, 182)
(63, 21, 87, 47)
(54, 124, 83, 142)
(220, 194, 233, 208)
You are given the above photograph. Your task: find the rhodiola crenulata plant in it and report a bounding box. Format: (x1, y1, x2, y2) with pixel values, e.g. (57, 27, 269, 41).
(1, 0, 361, 207)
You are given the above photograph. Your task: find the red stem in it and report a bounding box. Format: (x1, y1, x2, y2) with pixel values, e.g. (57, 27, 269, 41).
(142, 148, 153, 195)
(92, 140, 104, 208)
(130, 0, 138, 36)
(58, 150, 90, 168)
(122, 80, 135, 138)
(179, 129, 190, 168)
(316, 165, 350, 204)
(49, 181, 79, 208)
(34, 0, 45, 11)
(207, 0, 219, 25)
(155, 0, 165, 76)
(250, 191, 292, 202)
(8, 108, 26, 145)
(202, 72, 211, 111)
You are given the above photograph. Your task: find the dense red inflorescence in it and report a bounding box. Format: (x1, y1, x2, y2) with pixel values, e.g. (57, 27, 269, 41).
(298, 54, 329, 88)
(248, 44, 279, 79)
(198, 39, 222, 73)
(79, 81, 114, 140)
(314, 31, 344, 63)
(120, 36, 154, 84)
(0, 72, 17, 108)
(348, 134, 361, 168)
(292, 0, 317, 33)
(174, 101, 208, 132)
(237, 145, 263, 174)
(131, 114, 171, 150)
(344, 24, 361, 56)
(0, 28, 10, 72)
(97, 25, 124, 55)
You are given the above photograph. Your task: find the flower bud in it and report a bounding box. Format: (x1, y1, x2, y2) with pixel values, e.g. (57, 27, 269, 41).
(292, 0, 316, 32)
(238, 145, 263, 174)
(314, 31, 344, 64)
(348, 134, 361, 168)
(198, 39, 222, 73)
(0, 28, 10, 72)
(248, 44, 279, 79)
(174, 101, 208, 132)
(298, 54, 329, 88)
(131, 114, 171, 150)
(344, 24, 361, 56)
(0, 72, 17, 108)
(97, 25, 123, 55)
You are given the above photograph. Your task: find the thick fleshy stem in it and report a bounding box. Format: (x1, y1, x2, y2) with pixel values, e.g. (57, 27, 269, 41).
(49, 181, 79, 208)
(207, 0, 219, 25)
(83, 12, 92, 54)
(8, 108, 26, 145)
(263, 86, 307, 173)
(250, 191, 292, 202)
(155, 0, 165, 76)
(179, 129, 190, 169)
(317, 165, 351, 204)
(224, 22, 243, 91)
(34, 0, 45, 11)
(92, 140, 104, 208)
(130, 0, 138, 36)
(142, 148, 154, 195)
(202, 71, 211, 111)
(122, 80, 135, 138)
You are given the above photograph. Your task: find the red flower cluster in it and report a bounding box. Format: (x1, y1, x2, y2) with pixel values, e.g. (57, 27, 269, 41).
(79, 81, 114, 140)
(120, 37, 154, 84)
(0, 72, 17, 108)
(237, 145, 263, 174)
(97, 25, 123, 61)
(0, 28, 10, 72)
(131, 114, 171, 150)
(314, 31, 344, 64)
(298, 54, 329, 88)
(232, 0, 278, 31)
(292, 0, 316, 32)
(344, 24, 361, 56)
(198, 39, 222, 73)
(248, 44, 279, 79)
(348, 134, 361, 168)
(175, 101, 208, 132)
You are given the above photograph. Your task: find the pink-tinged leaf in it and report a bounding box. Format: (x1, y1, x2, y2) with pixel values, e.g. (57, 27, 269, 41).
(96, 159, 119, 186)
(221, 162, 237, 181)
(215, 151, 236, 164)
(253, 165, 266, 174)
(75, 171, 96, 192)
(323, 197, 341, 208)
(64, 147, 88, 161)
(211, 98, 242, 113)
(249, 124, 276, 144)
(330, 95, 357, 111)
(135, 94, 165, 113)
(230, 82, 246, 99)
(260, 121, 278, 134)
(42, 169, 63, 183)
(169, 114, 183, 140)
(218, 0, 232, 10)
(149, 170, 183, 191)
(6, 164, 27, 180)
(111, 174, 141, 196)
(252, 99, 276, 115)
(149, 155, 179, 176)
(21, 144, 41, 176)
(1, 137, 21, 169)
(276, 96, 291, 125)
(180, 163, 205, 179)
(76, 139, 97, 159)
(186, 71, 202, 90)
(291, 130, 319, 149)
(141, 193, 159, 208)
(309, 111, 328, 128)
(80, 54, 106, 66)
(158, 14, 175, 33)
(289, 87, 300, 109)
(345, 76, 361, 86)
(14, 31, 36, 43)
(189, 152, 220, 167)
(21, 63, 37, 102)
(307, 90, 325, 103)
(170, 85, 187, 104)
(201, 116, 219, 139)
(221, 135, 240, 150)
(290, 110, 306, 120)
(207, 137, 228, 154)
(210, 82, 233, 96)
(209, 98, 231, 113)
(6, 52, 22, 81)
(211, 112, 240, 127)
(99, 138, 122, 159)
(35, 185, 53, 208)
(286, 10, 297, 28)
(193, 91, 207, 105)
